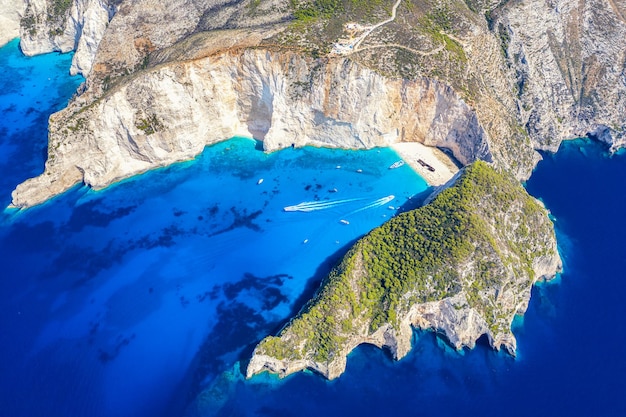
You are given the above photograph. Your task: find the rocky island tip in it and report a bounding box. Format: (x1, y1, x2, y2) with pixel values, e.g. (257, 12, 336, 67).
(247, 161, 562, 380)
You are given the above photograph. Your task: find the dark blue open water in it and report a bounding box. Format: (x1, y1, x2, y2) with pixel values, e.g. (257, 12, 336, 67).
(1, 40, 625, 417)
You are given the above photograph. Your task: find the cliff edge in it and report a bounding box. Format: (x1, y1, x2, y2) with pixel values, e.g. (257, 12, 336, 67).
(247, 161, 562, 379)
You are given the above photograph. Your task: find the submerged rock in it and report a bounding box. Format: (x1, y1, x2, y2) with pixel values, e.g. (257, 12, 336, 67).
(247, 161, 562, 380)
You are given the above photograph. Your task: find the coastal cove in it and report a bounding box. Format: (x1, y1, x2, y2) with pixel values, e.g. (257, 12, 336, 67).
(0, 40, 434, 417)
(1, 39, 626, 417)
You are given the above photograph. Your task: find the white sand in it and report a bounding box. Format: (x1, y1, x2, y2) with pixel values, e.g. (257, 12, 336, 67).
(390, 142, 459, 186)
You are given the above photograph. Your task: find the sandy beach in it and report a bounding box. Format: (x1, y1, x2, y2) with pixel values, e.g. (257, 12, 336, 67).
(391, 142, 459, 186)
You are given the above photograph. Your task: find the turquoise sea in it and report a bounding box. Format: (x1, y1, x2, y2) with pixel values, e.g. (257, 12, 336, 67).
(1, 39, 625, 416)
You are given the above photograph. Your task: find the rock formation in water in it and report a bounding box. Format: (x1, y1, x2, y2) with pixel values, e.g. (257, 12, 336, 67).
(247, 161, 562, 379)
(0, 0, 117, 76)
(5, 0, 626, 208)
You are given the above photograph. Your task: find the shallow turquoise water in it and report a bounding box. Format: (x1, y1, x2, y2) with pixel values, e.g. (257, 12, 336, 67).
(0, 39, 84, 207)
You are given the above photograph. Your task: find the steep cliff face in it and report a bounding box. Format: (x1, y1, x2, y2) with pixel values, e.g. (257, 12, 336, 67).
(85, 0, 290, 90)
(17, 0, 116, 75)
(495, 0, 626, 151)
(10, 47, 490, 208)
(3, 0, 291, 78)
(247, 162, 562, 380)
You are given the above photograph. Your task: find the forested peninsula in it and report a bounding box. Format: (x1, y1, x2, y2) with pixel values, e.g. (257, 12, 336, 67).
(247, 161, 561, 379)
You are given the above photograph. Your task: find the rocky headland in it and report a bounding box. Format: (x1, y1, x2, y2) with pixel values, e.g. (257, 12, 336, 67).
(246, 161, 561, 379)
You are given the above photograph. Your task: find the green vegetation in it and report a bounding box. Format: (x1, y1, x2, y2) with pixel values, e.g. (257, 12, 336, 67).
(136, 114, 164, 135)
(267, 0, 391, 57)
(67, 117, 86, 133)
(20, 0, 71, 37)
(49, 28, 64, 37)
(498, 23, 510, 58)
(292, 0, 344, 22)
(420, 7, 467, 63)
(291, 0, 385, 23)
(21, 12, 37, 36)
(49, 0, 72, 21)
(255, 161, 557, 365)
(426, 3, 453, 32)
(248, 0, 262, 14)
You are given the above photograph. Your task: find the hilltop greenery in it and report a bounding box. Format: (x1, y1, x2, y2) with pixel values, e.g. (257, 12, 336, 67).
(255, 161, 557, 364)
(267, 0, 393, 57)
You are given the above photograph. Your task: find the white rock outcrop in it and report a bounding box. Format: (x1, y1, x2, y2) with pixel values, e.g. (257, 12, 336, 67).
(7, 0, 626, 209)
(69, 0, 114, 75)
(18, 0, 115, 76)
(499, 0, 626, 150)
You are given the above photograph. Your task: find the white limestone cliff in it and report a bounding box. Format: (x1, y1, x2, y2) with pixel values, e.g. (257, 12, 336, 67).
(10, 49, 490, 208)
(18, 0, 115, 76)
(8, 0, 626, 209)
(69, 0, 114, 75)
(499, 0, 626, 151)
(247, 248, 562, 380)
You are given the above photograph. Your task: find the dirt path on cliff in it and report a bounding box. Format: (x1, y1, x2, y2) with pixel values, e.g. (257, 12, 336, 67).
(352, 0, 403, 51)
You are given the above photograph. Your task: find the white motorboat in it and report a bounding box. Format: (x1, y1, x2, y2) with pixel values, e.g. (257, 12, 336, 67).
(389, 160, 405, 169)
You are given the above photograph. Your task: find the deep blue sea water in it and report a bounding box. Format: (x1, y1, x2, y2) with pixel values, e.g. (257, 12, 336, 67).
(1, 39, 626, 417)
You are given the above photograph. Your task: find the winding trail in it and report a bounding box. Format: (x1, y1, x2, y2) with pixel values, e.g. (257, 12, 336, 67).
(348, 0, 455, 58)
(352, 0, 403, 51)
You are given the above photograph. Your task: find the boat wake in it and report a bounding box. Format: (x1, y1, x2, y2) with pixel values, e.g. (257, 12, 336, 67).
(343, 195, 395, 216)
(284, 195, 395, 216)
(283, 198, 364, 212)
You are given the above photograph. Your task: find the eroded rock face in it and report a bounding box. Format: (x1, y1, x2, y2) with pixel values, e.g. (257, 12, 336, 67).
(10, 49, 490, 208)
(82, 0, 290, 88)
(7, 0, 626, 209)
(18, 0, 116, 76)
(497, 0, 626, 150)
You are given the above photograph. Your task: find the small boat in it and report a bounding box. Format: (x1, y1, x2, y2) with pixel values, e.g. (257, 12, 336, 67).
(339, 219, 350, 225)
(336, 165, 342, 169)
(389, 160, 405, 169)
(257, 178, 264, 185)
(356, 169, 363, 173)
